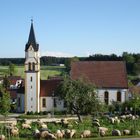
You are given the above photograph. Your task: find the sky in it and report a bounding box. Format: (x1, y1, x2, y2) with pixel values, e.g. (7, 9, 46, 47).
(0, 0, 140, 58)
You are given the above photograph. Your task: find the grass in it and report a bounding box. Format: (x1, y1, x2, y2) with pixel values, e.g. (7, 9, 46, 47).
(0, 65, 65, 80)
(1, 116, 140, 139)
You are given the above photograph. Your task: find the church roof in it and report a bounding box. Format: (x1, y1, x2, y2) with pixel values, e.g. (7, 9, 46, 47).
(70, 61, 128, 89)
(25, 22, 39, 52)
(40, 79, 62, 97)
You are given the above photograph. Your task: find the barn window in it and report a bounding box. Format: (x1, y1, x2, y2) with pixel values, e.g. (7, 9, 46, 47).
(117, 91, 121, 102)
(104, 91, 109, 105)
(42, 98, 46, 108)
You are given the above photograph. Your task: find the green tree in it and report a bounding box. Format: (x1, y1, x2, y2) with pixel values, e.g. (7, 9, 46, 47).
(55, 76, 101, 122)
(3, 75, 10, 90)
(8, 63, 17, 76)
(0, 86, 11, 118)
(65, 57, 79, 72)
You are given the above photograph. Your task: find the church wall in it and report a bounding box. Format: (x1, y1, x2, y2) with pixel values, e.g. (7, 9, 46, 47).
(97, 88, 127, 104)
(40, 97, 65, 112)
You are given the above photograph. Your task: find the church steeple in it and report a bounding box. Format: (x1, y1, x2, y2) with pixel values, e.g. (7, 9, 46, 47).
(25, 20, 39, 52)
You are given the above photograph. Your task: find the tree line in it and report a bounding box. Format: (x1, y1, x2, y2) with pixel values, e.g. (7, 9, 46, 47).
(0, 52, 139, 75)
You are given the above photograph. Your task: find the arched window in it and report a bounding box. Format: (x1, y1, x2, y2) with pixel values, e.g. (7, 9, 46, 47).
(117, 91, 121, 102)
(104, 91, 109, 105)
(28, 62, 31, 71)
(42, 98, 46, 108)
(32, 63, 35, 71)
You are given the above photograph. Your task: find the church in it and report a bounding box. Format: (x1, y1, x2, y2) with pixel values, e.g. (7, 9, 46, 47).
(15, 22, 128, 113)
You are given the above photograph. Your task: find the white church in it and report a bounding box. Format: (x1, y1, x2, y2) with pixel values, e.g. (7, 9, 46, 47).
(15, 22, 128, 113)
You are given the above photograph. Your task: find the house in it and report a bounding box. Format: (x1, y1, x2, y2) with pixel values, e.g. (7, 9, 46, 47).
(70, 61, 128, 104)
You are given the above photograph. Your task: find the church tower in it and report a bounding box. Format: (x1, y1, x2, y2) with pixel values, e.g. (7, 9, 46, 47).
(25, 21, 40, 113)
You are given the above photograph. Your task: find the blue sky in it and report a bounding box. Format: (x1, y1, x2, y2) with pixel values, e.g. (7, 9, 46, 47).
(0, 0, 140, 57)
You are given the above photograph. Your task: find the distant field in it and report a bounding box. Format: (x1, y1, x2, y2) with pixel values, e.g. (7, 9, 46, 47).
(0, 65, 65, 80)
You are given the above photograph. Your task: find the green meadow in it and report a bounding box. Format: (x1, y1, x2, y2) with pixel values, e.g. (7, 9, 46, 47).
(0, 65, 65, 80)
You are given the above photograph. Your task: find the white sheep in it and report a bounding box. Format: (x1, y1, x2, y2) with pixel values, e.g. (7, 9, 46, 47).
(41, 123, 48, 129)
(10, 127, 19, 137)
(112, 129, 121, 136)
(100, 130, 106, 137)
(0, 135, 5, 140)
(92, 121, 100, 127)
(98, 127, 108, 133)
(123, 130, 131, 135)
(22, 123, 31, 129)
(70, 129, 76, 138)
(33, 129, 40, 138)
(41, 131, 56, 139)
(55, 130, 63, 139)
(80, 130, 91, 138)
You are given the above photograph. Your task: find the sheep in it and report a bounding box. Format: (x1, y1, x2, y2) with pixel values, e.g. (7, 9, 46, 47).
(55, 130, 63, 139)
(33, 129, 40, 138)
(41, 123, 48, 129)
(70, 129, 76, 138)
(123, 130, 131, 135)
(93, 119, 99, 122)
(120, 115, 126, 120)
(109, 117, 115, 124)
(25, 119, 32, 125)
(136, 130, 140, 136)
(65, 129, 71, 138)
(100, 130, 106, 137)
(92, 121, 100, 127)
(112, 129, 121, 136)
(98, 127, 108, 133)
(40, 131, 56, 139)
(80, 130, 91, 138)
(22, 123, 31, 129)
(10, 127, 19, 137)
(98, 127, 108, 137)
(61, 118, 69, 127)
(0, 135, 5, 140)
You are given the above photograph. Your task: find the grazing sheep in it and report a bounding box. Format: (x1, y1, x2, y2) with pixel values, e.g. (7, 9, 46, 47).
(109, 117, 115, 124)
(92, 121, 100, 127)
(41, 123, 48, 129)
(123, 130, 130, 135)
(93, 119, 99, 122)
(65, 129, 71, 138)
(0, 135, 5, 140)
(40, 131, 56, 139)
(120, 115, 126, 120)
(33, 129, 40, 138)
(25, 119, 32, 125)
(10, 127, 19, 137)
(40, 131, 49, 138)
(55, 130, 63, 139)
(61, 118, 69, 128)
(112, 129, 121, 136)
(98, 127, 108, 133)
(81, 130, 91, 138)
(70, 129, 76, 138)
(116, 119, 120, 124)
(100, 130, 106, 137)
(22, 123, 31, 129)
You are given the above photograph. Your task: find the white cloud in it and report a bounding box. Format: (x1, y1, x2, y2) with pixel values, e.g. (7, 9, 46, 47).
(41, 51, 74, 57)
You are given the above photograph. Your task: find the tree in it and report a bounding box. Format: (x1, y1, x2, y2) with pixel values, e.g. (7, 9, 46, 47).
(0, 86, 11, 118)
(3, 75, 10, 90)
(8, 63, 16, 76)
(65, 57, 79, 72)
(55, 76, 101, 122)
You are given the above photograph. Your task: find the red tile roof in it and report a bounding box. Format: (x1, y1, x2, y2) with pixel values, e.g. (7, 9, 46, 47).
(8, 76, 22, 85)
(70, 61, 128, 89)
(40, 79, 62, 97)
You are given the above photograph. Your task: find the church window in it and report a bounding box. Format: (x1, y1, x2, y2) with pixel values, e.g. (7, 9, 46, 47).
(28, 63, 32, 71)
(64, 101, 67, 108)
(104, 91, 109, 105)
(31, 97, 33, 101)
(54, 98, 57, 107)
(30, 76, 32, 82)
(117, 91, 121, 102)
(42, 98, 46, 107)
(33, 63, 35, 71)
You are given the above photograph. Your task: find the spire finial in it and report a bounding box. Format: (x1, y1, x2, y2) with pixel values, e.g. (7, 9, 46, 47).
(31, 17, 33, 23)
